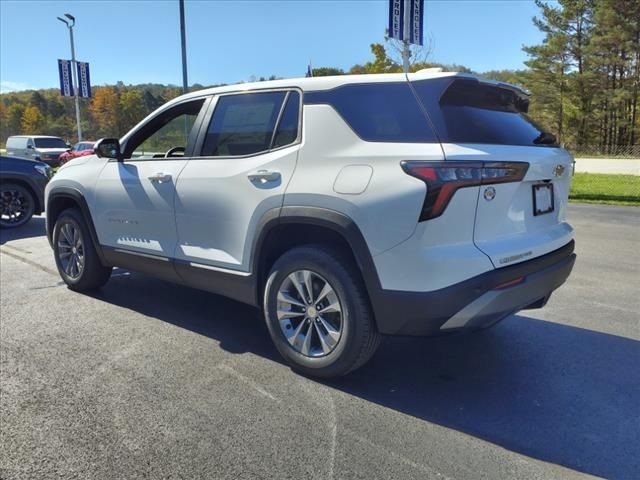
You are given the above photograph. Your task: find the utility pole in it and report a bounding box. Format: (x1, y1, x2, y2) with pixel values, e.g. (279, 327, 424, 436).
(179, 0, 188, 94)
(57, 13, 82, 141)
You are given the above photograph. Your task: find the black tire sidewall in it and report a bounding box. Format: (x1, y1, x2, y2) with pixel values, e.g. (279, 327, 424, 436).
(264, 247, 371, 377)
(53, 208, 110, 290)
(0, 184, 34, 228)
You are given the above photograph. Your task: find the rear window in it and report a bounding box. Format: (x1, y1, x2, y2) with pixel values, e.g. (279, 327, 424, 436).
(412, 78, 556, 147)
(34, 137, 68, 149)
(304, 83, 437, 143)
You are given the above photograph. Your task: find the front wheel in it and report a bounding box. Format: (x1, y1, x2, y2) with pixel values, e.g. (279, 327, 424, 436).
(263, 246, 380, 378)
(53, 208, 112, 291)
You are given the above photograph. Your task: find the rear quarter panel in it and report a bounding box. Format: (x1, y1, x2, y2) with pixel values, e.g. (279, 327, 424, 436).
(284, 104, 445, 256)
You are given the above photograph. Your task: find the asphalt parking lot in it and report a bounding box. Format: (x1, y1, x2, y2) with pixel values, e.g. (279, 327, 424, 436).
(1, 204, 638, 480)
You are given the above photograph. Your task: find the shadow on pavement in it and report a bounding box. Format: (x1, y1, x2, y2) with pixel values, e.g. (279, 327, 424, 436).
(0, 216, 46, 244)
(95, 271, 639, 480)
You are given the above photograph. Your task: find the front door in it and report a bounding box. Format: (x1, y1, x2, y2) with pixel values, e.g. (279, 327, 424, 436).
(92, 97, 209, 279)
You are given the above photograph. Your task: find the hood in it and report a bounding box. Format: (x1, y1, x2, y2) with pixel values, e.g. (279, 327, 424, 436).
(56, 153, 99, 171)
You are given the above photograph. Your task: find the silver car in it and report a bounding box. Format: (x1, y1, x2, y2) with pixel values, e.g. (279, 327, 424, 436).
(5, 135, 70, 167)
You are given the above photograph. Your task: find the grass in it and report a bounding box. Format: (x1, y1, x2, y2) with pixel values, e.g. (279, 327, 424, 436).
(569, 173, 640, 206)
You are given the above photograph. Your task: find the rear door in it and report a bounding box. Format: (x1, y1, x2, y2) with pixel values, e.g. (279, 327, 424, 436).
(174, 89, 301, 275)
(411, 76, 574, 268)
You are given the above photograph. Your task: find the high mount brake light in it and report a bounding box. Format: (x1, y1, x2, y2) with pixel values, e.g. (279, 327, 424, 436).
(401, 161, 529, 221)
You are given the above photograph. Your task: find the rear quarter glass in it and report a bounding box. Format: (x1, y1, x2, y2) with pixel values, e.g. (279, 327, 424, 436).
(304, 82, 437, 143)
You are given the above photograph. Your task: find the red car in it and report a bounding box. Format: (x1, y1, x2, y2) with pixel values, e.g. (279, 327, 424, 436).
(59, 141, 95, 164)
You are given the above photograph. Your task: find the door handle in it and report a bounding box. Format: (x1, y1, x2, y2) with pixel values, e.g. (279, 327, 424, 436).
(247, 170, 281, 183)
(148, 172, 172, 183)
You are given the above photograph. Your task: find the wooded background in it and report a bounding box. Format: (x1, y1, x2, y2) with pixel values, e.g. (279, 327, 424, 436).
(1, 0, 638, 156)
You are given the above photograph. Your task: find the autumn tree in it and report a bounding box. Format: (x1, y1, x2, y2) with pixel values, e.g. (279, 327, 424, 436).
(119, 89, 146, 133)
(4, 103, 25, 137)
(20, 105, 45, 133)
(90, 86, 120, 137)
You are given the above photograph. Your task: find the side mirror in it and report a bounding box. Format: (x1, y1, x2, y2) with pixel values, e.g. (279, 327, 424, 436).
(27, 145, 34, 149)
(94, 138, 122, 160)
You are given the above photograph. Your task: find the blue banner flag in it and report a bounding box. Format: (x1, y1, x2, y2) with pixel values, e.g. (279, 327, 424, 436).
(409, 0, 424, 46)
(58, 59, 74, 97)
(388, 0, 404, 42)
(388, 0, 424, 46)
(77, 61, 91, 98)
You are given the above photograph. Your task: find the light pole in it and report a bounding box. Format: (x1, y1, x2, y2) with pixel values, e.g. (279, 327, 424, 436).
(57, 13, 82, 141)
(179, 0, 188, 94)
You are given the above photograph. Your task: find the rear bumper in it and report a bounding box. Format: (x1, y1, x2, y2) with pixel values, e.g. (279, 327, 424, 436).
(373, 240, 576, 335)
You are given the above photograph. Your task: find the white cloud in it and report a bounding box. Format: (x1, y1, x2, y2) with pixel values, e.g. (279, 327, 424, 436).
(0, 81, 34, 93)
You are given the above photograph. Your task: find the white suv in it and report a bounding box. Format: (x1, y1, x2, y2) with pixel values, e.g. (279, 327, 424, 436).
(45, 71, 576, 377)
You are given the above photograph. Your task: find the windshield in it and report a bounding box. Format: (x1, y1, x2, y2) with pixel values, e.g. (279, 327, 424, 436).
(34, 138, 68, 149)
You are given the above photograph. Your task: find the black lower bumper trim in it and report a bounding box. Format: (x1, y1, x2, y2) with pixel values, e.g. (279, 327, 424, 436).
(373, 240, 576, 336)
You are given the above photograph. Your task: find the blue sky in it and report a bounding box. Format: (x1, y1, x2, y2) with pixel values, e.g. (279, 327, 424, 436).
(0, 0, 545, 93)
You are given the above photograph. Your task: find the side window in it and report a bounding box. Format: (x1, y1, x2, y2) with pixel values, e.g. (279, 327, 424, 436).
(124, 98, 205, 159)
(201, 91, 286, 157)
(304, 83, 437, 143)
(272, 91, 300, 148)
(26, 138, 34, 149)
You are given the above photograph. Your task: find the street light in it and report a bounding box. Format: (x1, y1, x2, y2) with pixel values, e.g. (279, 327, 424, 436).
(57, 13, 82, 141)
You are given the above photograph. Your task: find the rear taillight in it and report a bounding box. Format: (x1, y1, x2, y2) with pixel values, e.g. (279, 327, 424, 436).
(401, 161, 529, 220)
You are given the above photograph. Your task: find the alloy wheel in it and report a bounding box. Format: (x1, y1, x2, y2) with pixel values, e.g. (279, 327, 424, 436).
(0, 187, 31, 227)
(276, 269, 343, 357)
(57, 222, 85, 279)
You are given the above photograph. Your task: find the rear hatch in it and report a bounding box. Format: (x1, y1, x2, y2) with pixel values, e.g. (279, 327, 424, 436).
(411, 75, 574, 267)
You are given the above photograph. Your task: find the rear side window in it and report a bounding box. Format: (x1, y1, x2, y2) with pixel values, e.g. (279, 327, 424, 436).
(413, 78, 556, 146)
(304, 83, 437, 143)
(201, 91, 287, 156)
(273, 91, 300, 148)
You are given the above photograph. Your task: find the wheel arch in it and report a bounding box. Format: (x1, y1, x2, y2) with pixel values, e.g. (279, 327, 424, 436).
(46, 187, 107, 265)
(252, 206, 384, 326)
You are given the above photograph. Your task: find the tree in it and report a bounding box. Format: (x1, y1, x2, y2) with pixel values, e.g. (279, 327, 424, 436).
(142, 90, 161, 113)
(119, 89, 146, 133)
(5, 103, 25, 136)
(524, 0, 577, 143)
(90, 86, 120, 137)
(588, 0, 640, 149)
(312, 67, 345, 77)
(20, 105, 45, 133)
(29, 91, 48, 117)
(350, 43, 401, 74)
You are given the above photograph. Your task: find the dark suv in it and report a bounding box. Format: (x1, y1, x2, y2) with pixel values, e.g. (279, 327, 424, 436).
(0, 156, 52, 228)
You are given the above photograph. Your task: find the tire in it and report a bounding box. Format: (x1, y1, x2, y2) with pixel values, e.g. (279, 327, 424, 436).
(53, 208, 112, 291)
(263, 245, 381, 378)
(0, 183, 35, 228)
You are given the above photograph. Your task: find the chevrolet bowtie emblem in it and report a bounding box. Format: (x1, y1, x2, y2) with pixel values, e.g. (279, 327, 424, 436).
(553, 164, 566, 177)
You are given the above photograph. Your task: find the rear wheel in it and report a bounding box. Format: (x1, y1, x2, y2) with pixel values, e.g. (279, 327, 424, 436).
(0, 184, 34, 228)
(263, 246, 380, 378)
(53, 208, 112, 291)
